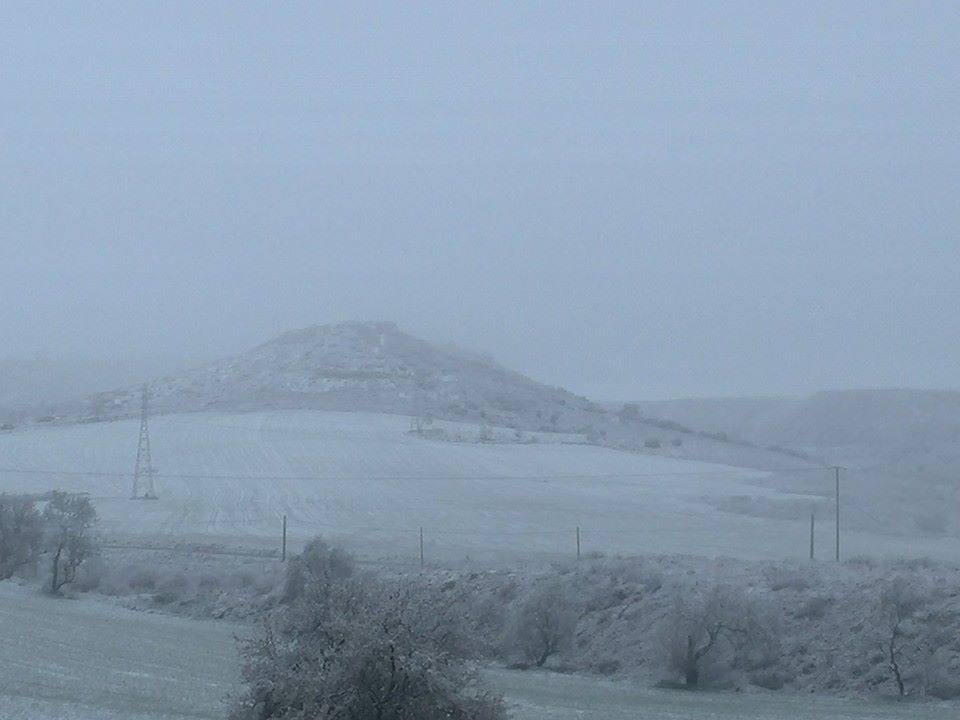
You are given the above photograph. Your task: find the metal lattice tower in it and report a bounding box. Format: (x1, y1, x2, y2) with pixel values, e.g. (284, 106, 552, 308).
(132, 385, 157, 499)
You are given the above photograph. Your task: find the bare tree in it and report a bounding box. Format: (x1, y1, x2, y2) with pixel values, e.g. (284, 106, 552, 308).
(876, 576, 928, 697)
(43, 491, 98, 594)
(0, 494, 43, 578)
(661, 584, 777, 686)
(508, 580, 578, 668)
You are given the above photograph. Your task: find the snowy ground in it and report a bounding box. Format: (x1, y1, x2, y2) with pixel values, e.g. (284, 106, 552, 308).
(484, 669, 954, 720)
(0, 582, 946, 720)
(0, 582, 241, 720)
(0, 411, 952, 563)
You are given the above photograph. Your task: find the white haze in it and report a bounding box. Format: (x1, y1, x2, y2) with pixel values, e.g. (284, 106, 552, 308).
(1, 3, 958, 400)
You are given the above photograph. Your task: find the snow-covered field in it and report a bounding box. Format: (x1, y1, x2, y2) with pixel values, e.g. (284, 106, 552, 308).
(0, 411, 951, 562)
(0, 582, 946, 720)
(0, 582, 240, 720)
(484, 668, 953, 720)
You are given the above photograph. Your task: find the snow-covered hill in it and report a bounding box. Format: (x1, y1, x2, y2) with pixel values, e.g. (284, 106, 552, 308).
(44, 321, 811, 472)
(90, 321, 595, 429)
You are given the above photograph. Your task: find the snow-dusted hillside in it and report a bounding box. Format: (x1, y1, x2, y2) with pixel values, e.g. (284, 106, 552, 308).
(35, 321, 813, 472)
(89, 322, 596, 430)
(0, 410, 950, 563)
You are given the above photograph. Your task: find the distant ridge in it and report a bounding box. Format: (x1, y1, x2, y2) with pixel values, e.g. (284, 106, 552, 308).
(635, 388, 960, 448)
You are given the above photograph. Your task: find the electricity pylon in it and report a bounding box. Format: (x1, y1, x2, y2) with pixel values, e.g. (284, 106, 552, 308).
(132, 385, 158, 499)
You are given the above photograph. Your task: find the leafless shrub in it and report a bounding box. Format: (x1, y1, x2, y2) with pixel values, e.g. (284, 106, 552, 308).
(42, 491, 98, 594)
(0, 494, 43, 578)
(660, 584, 779, 686)
(506, 579, 578, 667)
(875, 575, 930, 697)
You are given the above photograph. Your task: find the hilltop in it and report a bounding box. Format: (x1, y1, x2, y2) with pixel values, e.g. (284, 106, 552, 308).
(90, 321, 596, 429)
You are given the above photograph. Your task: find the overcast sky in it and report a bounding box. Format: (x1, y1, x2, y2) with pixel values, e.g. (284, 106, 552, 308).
(2, 2, 958, 400)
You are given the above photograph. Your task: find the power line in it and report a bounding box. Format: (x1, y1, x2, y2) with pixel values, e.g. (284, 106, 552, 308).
(0, 465, 836, 482)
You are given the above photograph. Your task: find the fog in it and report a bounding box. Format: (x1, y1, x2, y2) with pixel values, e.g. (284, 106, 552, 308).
(5, 7, 960, 716)
(2, 2, 958, 400)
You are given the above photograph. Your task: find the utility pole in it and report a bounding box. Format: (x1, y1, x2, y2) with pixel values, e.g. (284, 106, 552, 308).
(281, 515, 287, 561)
(809, 513, 815, 560)
(576, 525, 581, 560)
(834, 466, 841, 562)
(419, 527, 425, 569)
(132, 385, 157, 500)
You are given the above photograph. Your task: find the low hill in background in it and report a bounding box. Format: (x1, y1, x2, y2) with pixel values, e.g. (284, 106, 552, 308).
(633, 390, 960, 540)
(0, 356, 178, 419)
(634, 389, 960, 449)
(90, 321, 596, 429)
(56, 321, 809, 471)
(5, 321, 957, 543)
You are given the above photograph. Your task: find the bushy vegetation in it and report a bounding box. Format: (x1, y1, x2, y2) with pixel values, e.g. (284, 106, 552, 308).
(869, 574, 960, 698)
(659, 584, 779, 686)
(0, 491, 99, 594)
(421, 555, 960, 702)
(8, 502, 957, 707)
(0, 494, 44, 579)
(43, 491, 98, 594)
(232, 536, 505, 720)
(506, 579, 577, 667)
(281, 535, 354, 603)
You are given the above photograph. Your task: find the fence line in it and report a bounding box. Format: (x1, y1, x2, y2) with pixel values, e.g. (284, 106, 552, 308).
(98, 499, 941, 571)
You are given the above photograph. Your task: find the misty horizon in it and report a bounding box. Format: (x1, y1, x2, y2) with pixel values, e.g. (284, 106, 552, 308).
(4, 5, 960, 718)
(5, 318, 960, 404)
(3, 3, 958, 400)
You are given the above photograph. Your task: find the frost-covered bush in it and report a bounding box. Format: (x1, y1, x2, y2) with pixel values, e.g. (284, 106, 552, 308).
(69, 554, 283, 619)
(72, 556, 108, 592)
(232, 549, 504, 720)
(0, 494, 43, 579)
(282, 535, 354, 603)
(506, 579, 578, 667)
(765, 566, 812, 592)
(43, 491, 98, 594)
(796, 595, 830, 620)
(659, 584, 779, 686)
